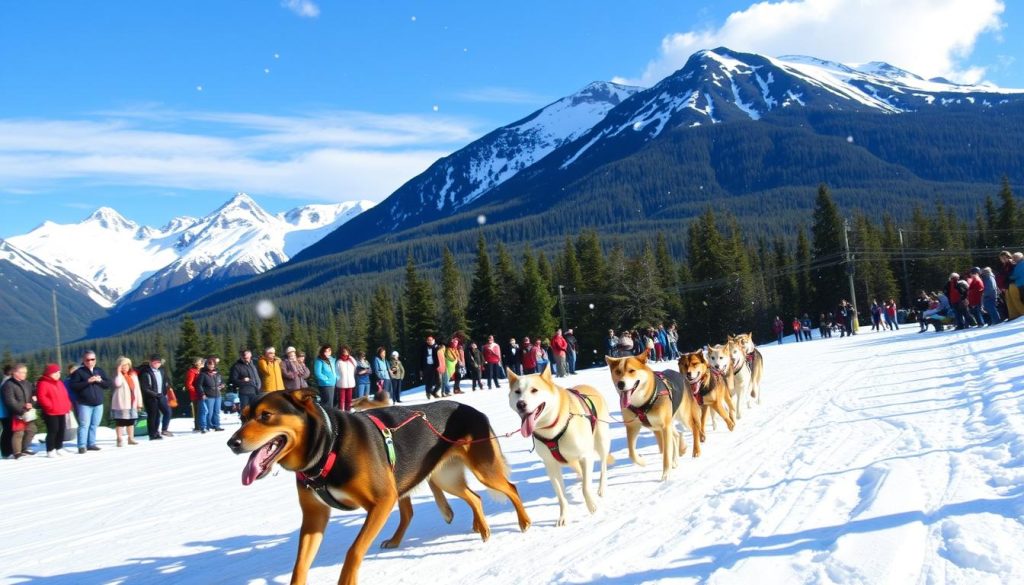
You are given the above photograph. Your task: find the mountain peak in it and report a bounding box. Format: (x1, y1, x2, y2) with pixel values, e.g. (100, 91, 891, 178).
(83, 207, 137, 231)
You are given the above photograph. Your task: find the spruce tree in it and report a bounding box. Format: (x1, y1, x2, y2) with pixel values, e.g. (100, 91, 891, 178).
(655, 233, 683, 319)
(518, 247, 557, 337)
(348, 301, 369, 354)
(810, 184, 848, 312)
(773, 239, 797, 323)
(439, 246, 468, 337)
(174, 315, 202, 384)
(795, 227, 812, 312)
(367, 285, 398, 352)
(246, 322, 261, 354)
(201, 331, 218, 358)
(260, 315, 283, 353)
(404, 255, 438, 344)
(620, 242, 667, 328)
(575, 231, 607, 356)
(493, 243, 520, 338)
(466, 234, 498, 339)
(995, 176, 1018, 247)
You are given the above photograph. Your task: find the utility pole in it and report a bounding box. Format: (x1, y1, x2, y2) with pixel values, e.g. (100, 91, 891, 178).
(843, 218, 859, 331)
(557, 285, 567, 331)
(898, 227, 912, 309)
(52, 289, 63, 366)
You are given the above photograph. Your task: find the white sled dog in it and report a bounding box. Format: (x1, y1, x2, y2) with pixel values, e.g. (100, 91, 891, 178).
(732, 332, 764, 405)
(508, 364, 613, 526)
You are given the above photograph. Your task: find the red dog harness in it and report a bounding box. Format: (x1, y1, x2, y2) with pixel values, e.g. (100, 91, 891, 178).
(534, 388, 598, 464)
(627, 372, 673, 427)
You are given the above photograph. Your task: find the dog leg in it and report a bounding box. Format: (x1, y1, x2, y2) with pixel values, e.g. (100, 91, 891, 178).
(428, 478, 454, 524)
(596, 423, 611, 498)
(577, 456, 599, 515)
(657, 429, 672, 481)
(339, 494, 397, 585)
(690, 412, 702, 458)
(624, 420, 645, 467)
(466, 441, 532, 532)
(733, 386, 743, 420)
(290, 487, 331, 585)
(544, 457, 571, 526)
(712, 401, 736, 432)
(380, 496, 414, 549)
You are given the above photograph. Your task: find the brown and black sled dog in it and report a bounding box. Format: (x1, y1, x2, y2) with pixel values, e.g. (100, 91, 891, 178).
(227, 389, 531, 585)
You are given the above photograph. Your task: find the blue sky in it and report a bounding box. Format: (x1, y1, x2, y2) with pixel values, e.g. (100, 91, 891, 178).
(1, 0, 1020, 236)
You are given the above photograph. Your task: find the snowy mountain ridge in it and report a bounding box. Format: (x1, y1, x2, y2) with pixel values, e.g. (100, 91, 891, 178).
(5, 193, 375, 307)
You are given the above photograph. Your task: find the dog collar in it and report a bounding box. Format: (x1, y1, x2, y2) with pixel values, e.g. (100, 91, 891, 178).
(296, 402, 339, 483)
(534, 388, 598, 464)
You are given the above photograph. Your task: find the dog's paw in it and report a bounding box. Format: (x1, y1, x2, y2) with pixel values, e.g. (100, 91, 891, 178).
(586, 500, 598, 514)
(556, 515, 567, 527)
(379, 538, 401, 550)
(632, 456, 647, 467)
(692, 449, 701, 458)
(660, 471, 671, 482)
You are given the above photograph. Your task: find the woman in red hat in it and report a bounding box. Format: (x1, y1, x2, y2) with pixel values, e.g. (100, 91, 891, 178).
(36, 363, 72, 457)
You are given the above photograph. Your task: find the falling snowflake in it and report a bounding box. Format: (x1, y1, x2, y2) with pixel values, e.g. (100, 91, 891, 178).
(411, 15, 416, 21)
(273, 53, 280, 59)
(588, 303, 595, 309)
(463, 48, 468, 53)
(846, 135, 854, 143)
(476, 214, 487, 225)
(632, 122, 643, 131)
(432, 105, 439, 112)
(264, 68, 270, 74)
(256, 299, 276, 319)
(196, 85, 204, 92)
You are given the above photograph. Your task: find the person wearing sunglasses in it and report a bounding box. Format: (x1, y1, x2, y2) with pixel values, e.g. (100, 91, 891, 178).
(67, 350, 111, 454)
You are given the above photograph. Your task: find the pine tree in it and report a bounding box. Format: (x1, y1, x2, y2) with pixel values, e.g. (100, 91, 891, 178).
(995, 176, 1018, 247)
(795, 227, 812, 312)
(404, 254, 438, 344)
(439, 246, 469, 337)
(201, 331, 218, 358)
(174, 315, 201, 384)
(493, 243, 520, 338)
(810, 184, 848, 312)
(221, 332, 236, 361)
(655, 233, 683, 319)
(773, 238, 797, 322)
(260, 315, 283, 352)
(246, 322, 261, 354)
(348, 301, 369, 354)
(367, 285, 398, 352)
(286, 316, 309, 355)
(619, 242, 667, 328)
(466, 233, 499, 339)
(518, 247, 557, 337)
(575, 231, 607, 356)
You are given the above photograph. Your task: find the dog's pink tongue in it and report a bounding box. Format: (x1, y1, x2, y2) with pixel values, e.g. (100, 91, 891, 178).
(241, 443, 274, 486)
(619, 388, 633, 410)
(520, 411, 539, 438)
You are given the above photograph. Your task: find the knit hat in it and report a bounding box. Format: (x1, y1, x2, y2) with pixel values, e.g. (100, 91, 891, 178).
(970, 266, 981, 274)
(391, 351, 399, 357)
(43, 363, 61, 376)
(285, 346, 296, 354)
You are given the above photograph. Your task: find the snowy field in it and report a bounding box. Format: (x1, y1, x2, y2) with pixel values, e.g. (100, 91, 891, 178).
(2, 320, 1023, 585)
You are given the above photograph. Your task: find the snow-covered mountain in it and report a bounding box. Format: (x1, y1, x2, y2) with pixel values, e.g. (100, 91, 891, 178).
(6, 194, 374, 307)
(555, 47, 1024, 169)
(292, 81, 641, 262)
(0, 238, 110, 306)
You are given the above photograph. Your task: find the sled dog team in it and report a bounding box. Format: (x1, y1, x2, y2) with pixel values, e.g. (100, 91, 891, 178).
(228, 333, 765, 585)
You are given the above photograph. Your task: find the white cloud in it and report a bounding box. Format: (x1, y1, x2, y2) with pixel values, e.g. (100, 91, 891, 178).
(615, 0, 1005, 87)
(0, 110, 481, 202)
(281, 0, 319, 18)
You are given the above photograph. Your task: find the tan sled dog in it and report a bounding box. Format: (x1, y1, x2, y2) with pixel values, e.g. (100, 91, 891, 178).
(733, 332, 764, 405)
(706, 344, 738, 426)
(509, 364, 613, 526)
(606, 350, 703, 479)
(679, 350, 736, 435)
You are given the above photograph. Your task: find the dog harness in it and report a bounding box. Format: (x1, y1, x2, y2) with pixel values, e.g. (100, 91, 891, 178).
(533, 388, 598, 464)
(688, 371, 720, 406)
(364, 413, 397, 469)
(627, 371, 683, 427)
(295, 403, 357, 511)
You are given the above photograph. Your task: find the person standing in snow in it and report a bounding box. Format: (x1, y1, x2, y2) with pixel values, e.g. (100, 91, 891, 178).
(36, 363, 72, 456)
(980, 267, 1002, 326)
(772, 317, 784, 344)
(197, 357, 224, 432)
(334, 346, 356, 411)
(914, 291, 932, 332)
(388, 351, 405, 403)
(505, 338, 522, 375)
(184, 357, 203, 432)
(0, 365, 12, 459)
(1, 364, 37, 459)
(565, 328, 578, 374)
(966, 268, 986, 328)
(110, 357, 143, 447)
(257, 347, 285, 393)
(281, 346, 310, 391)
(68, 350, 110, 454)
(482, 335, 502, 389)
(551, 328, 568, 377)
(137, 355, 174, 440)
(313, 345, 337, 408)
(371, 347, 391, 399)
(230, 349, 262, 410)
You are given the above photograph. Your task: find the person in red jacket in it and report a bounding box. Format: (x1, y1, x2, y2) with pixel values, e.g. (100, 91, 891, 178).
(772, 316, 784, 344)
(36, 363, 72, 457)
(482, 335, 502, 389)
(521, 336, 537, 374)
(966, 267, 986, 327)
(550, 328, 568, 378)
(184, 357, 202, 432)
(791, 317, 802, 342)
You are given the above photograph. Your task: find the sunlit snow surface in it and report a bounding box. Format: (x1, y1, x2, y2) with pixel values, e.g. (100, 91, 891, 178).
(3, 321, 1023, 584)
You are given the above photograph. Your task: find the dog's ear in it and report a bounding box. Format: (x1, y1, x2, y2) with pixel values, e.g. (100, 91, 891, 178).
(604, 355, 618, 366)
(506, 368, 518, 384)
(639, 349, 649, 363)
(240, 404, 252, 422)
(283, 389, 321, 417)
(747, 332, 754, 341)
(540, 362, 553, 382)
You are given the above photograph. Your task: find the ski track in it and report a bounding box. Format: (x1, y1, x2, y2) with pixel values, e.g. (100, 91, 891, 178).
(2, 322, 1023, 584)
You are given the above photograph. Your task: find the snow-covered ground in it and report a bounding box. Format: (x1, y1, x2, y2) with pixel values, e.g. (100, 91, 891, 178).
(2, 320, 1023, 585)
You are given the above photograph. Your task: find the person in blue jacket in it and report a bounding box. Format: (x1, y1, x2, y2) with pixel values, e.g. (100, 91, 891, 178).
(313, 345, 337, 408)
(371, 347, 391, 400)
(0, 365, 11, 459)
